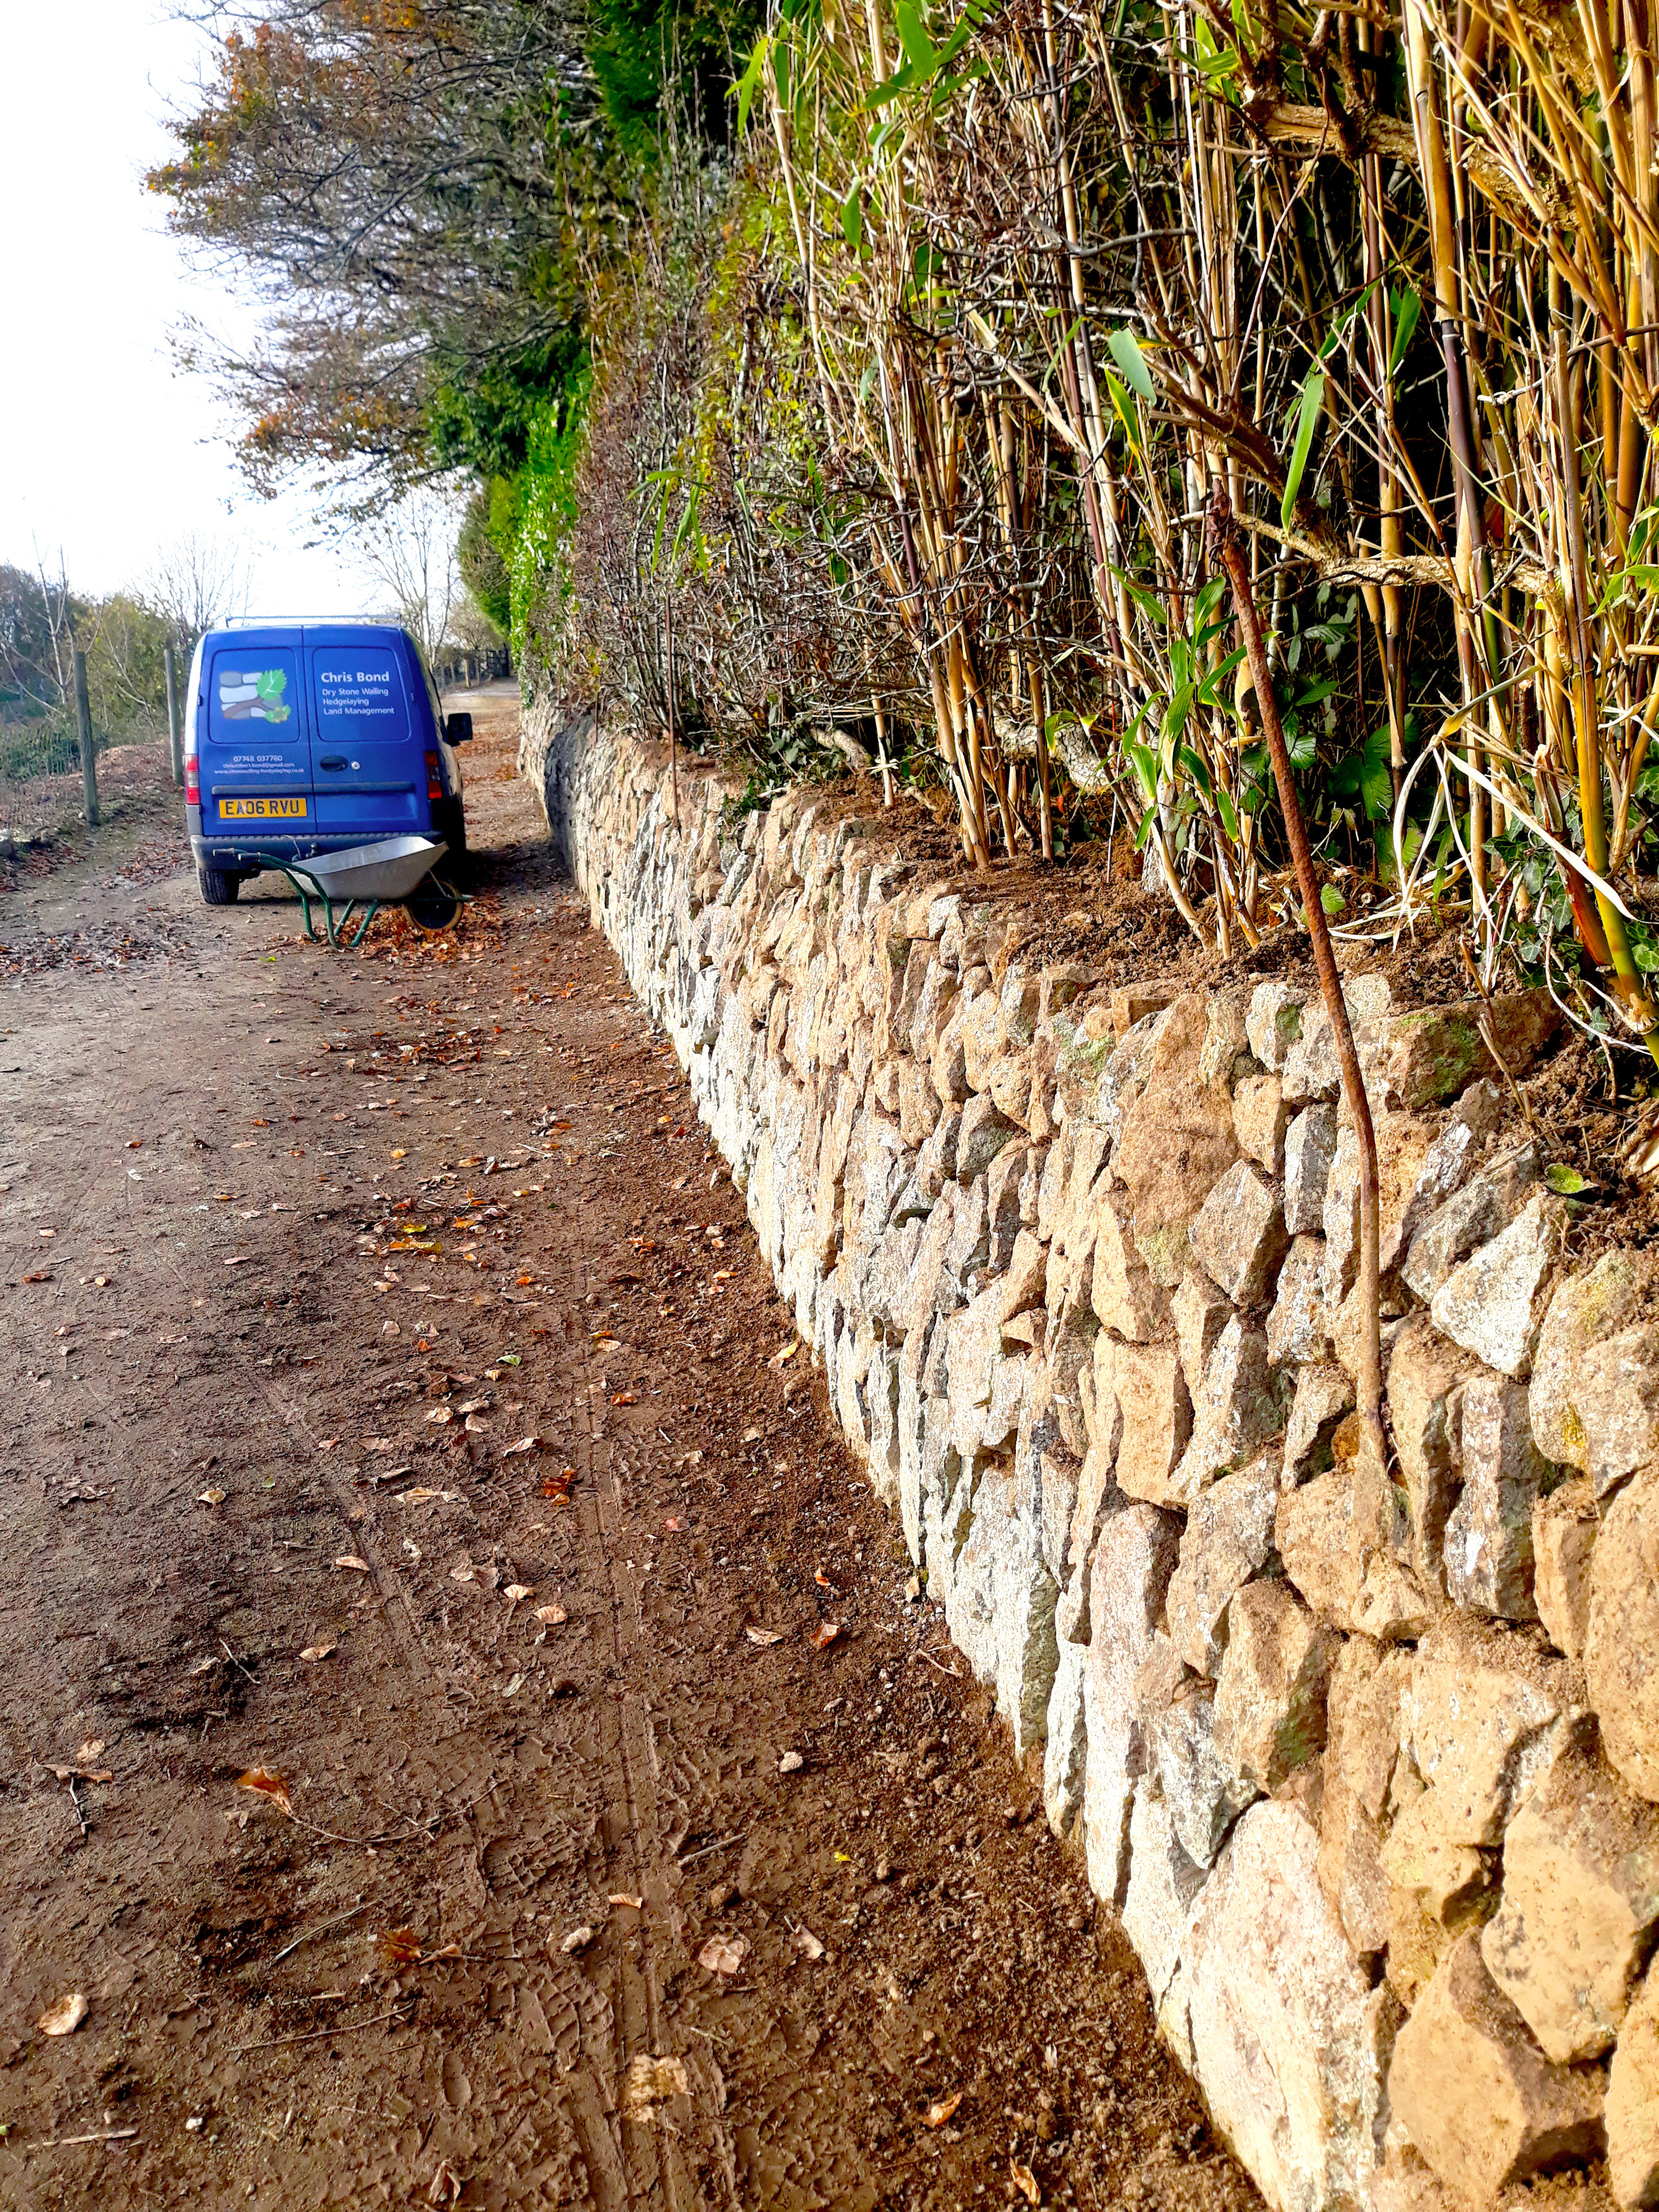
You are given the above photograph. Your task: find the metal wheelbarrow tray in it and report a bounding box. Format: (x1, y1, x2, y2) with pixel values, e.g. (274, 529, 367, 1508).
(247, 834, 458, 946)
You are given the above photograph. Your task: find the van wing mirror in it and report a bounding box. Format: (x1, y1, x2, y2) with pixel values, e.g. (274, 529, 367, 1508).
(445, 711, 473, 745)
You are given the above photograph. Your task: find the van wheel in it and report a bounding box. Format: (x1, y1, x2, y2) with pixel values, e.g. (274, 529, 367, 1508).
(435, 800, 468, 868)
(197, 862, 241, 906)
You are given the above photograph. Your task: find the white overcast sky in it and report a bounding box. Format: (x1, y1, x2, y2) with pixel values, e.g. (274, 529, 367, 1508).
(1, 3, 378, 614)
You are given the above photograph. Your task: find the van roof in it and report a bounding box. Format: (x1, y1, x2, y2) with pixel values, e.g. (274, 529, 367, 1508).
(202, 621, 416, 646)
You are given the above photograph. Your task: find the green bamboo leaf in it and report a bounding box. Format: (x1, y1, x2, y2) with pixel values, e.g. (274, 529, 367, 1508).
(1106, 328, 1155, 402)
(841, 190, 863, 252)
(1389, 287, 1423, 379)
(894, 0, 938, 73)
(1281, 368, 1325, 529)
(734, 34, 768, 139)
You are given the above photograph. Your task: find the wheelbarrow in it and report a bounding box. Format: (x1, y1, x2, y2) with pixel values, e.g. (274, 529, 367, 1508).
(252, 835, 461, 946)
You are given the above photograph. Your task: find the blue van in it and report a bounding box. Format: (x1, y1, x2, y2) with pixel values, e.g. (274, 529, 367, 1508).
(183, 622, 471, 905)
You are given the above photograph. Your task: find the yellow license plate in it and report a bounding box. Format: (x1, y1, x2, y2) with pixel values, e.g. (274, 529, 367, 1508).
(220, 797, 308, 820)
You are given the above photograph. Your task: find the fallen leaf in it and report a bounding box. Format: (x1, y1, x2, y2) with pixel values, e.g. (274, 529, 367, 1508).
(501, 1435, 540, 1457)
(333, 1555, 371, 1574)
(427, 2157, 463, 2206)
(502, 1672, 524, 1696)
(608, 1892, 644, 1910)
(318, 1437, 338, 1452)
(236, 1769, 293, 1817)
(503, 1584, 535, 1603)
(812, 1621, 843, 1650)
(23, 1272, 51, 1284)
(46, 1763, 112, 1783)
(610, 1391, 638, 1406)
(534, 1603, 567, 1625)
(778, 1749, 804, 1773)
(745, 1626, 785, 1647)
(814, 1568, 840, 1592)
(381, 1926, 421, 1966)
(697, 1934, 749, 1976)
(299, 1643, 336, 1662)
(792, 1923, 826, 1962)
(450, 1565, 475, 1582)
(768, 1338, 802, 1368)
(463, 1412, 490, 1434)
(1011, 2158, 1041, 2206)
(36, 1992, 88, 2037)
(561, 1924, 596, 1954)
(390, 1148, 407, 1160)
(396, 1487, 460, 1505)
(923, 2093, 964, 2129)
(76, 1739, 104, 1763)
(741, 1426, 762, 1443)
(426, 1406, 453, 1425)
(198, 1488, 226, 1507)
(664, 1515, 685, 1531)
(622, 2053, 688, 2121)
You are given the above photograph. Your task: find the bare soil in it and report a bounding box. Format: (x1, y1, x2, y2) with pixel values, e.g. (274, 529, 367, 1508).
(0, 694, 1258, 2210)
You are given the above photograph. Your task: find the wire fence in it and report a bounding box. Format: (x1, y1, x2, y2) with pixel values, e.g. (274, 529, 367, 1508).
(0, 715, 168, 851)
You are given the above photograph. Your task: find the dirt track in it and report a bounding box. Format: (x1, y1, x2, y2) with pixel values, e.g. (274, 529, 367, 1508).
(0, 691, 1257, 2210)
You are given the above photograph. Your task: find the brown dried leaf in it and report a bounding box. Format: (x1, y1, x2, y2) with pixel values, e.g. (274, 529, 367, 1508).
(697, 1933, 749, 1976)
(812, 1621, 843, 1650)
(501, 1434, 540, 1457)
(922, 2093, 964, 2129)
(236, 1768, 293, 1818)
(333, 1555, 371, 1574)
(381, 1926, 421, 1966)
(37, 1992, 88, 2037)
(1011, 2160, 1041, 2205)
(299, 1643, 336, 1662)
(534, 1603, 567, 1625)
(198, 1488, 226, 1507)
(503, 1584, 535, 1603)
(745, 1626, 785, 1647)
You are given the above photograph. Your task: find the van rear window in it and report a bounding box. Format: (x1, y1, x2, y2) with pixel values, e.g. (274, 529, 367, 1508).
(217, 663, 293, 724)
(314, 650, 409, 742)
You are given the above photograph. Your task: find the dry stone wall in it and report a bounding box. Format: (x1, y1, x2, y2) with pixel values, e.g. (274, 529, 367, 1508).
(529, 705, 1659, 2212)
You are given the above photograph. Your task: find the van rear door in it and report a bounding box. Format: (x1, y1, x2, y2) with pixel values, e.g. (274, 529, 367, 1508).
(305, 634, 424, 836)
(201, 636, 312, 834)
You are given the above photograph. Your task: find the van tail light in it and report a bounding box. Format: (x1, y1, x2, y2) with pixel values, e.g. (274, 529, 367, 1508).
(184, 755, 200, 805)
(425, 749, 443, 802)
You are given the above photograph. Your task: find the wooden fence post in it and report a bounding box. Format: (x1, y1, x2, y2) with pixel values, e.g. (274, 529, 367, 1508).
(164, 646, 183, 787)
(74, 650, 100, 827)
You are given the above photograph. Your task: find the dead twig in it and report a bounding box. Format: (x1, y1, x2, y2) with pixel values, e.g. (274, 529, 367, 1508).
(676, 1829, 747, 1868)
(1212, 483, 1386, 1473)
(234, 2004, 412, 2055)
(269, 1900, 370, 1966)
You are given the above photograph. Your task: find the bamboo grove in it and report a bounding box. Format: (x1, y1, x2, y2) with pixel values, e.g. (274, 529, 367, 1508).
(552, 0, 1659, 1065)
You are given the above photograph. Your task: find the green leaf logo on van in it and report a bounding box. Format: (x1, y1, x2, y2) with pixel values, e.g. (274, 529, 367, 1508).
(255, 668, 290, 721)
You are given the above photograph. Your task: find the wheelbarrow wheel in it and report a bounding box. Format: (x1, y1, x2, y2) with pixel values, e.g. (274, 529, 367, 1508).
(406, 874, 462, 934)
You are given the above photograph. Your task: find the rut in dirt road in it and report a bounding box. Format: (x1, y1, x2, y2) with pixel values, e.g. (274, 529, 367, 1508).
(0, 694, 1256, 2210)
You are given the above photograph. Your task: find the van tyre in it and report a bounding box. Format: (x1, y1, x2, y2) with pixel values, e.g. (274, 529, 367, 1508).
(434, 800, 469, 875)
(197, 861, 241, 906)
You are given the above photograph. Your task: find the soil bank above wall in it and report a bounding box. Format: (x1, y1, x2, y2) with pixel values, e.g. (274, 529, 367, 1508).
(526, 703, 1659, 2212)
